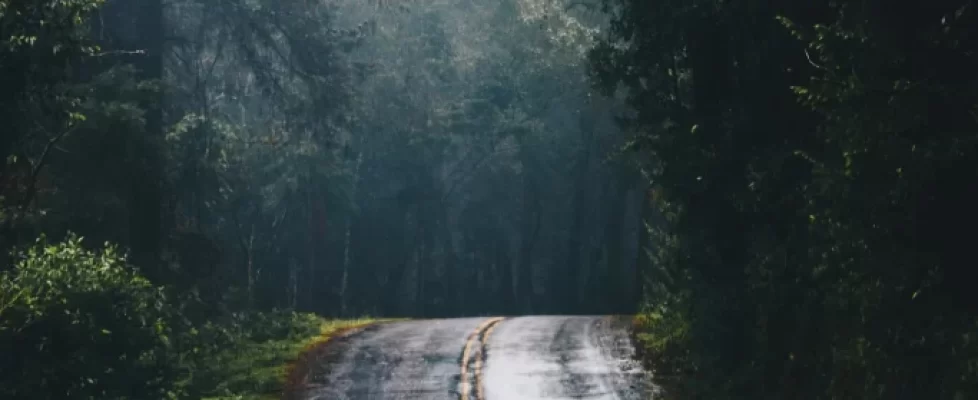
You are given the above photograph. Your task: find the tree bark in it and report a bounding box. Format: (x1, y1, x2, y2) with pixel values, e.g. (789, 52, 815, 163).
(340, 152, 364, 317)
(247, 224, 255, 307)
(601, 167, 629, 313)
(496, 236, 515, 315)
(306, 179, 316, 311)
(516, 168, 543, 313)
(633, 180, 656, 309)
(562, 110, 596, 314)
(123, 0, 165, 278)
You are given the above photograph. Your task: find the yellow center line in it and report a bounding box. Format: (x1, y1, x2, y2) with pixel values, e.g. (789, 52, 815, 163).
(460, 317, 505, 400)
(474, 320, 500, 400)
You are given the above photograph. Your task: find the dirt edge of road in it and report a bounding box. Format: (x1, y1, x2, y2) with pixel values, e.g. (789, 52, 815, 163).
(619, 314, 672, 399)
(281, 321, 386, 400)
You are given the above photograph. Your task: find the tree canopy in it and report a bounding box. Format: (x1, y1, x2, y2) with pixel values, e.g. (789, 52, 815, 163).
(591, 0, 978, 397)
(2, 0, 977, 398)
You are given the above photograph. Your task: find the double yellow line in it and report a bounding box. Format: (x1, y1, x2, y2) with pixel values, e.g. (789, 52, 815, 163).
(460, 317, 505, 400)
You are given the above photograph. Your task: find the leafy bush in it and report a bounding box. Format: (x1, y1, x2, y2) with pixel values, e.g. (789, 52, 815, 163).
(225, 309, 324, 342)
(0, 234, 178, 400)
(179, 311, 376, 400)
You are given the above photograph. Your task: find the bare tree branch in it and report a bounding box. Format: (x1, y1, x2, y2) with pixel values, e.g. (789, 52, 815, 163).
(804, 48, 828, 71)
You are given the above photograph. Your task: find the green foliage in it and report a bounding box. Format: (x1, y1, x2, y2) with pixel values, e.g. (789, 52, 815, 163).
(0, 238, 378, 400)
(177, 311, 383, 400)
(0, 234, 178, 400)
(595, 0, 978, 398)
(0, 0, 104, 205)
(0, 0, 104, 53)
(0, 0, 637, 397)
(175, 310, 320, 399)
(0, 242, 377, 399)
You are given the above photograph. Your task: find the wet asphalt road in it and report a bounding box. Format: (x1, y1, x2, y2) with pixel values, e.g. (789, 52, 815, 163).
(296, 315, 656, 400)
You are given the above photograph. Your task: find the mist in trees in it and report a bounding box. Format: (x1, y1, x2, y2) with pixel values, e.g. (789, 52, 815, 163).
(1, 0, 642, 322)
(2, 1, 646, 396)
(5, 0, 978, 398)
(159, 0, 645, 318)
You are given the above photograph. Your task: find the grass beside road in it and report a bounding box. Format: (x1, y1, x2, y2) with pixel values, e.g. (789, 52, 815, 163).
(630, 311, 691, 400)
(194, 314, 392, 400)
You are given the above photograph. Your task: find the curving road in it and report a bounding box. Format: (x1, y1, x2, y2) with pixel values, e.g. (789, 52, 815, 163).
(294, 315, 657, 400)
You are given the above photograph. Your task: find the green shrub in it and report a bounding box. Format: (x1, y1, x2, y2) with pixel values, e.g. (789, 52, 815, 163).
(176, 310, 326, 398)
(226, 309, 324, 342)
(0, 234, 178, 400)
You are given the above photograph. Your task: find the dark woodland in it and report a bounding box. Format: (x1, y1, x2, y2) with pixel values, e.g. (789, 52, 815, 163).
(1, 0, 977, 398)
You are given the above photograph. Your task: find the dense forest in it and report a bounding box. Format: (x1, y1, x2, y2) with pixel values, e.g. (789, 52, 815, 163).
(1, 0, 638, 398)
(591, 0, 978, 398)
(2, 0, 978, 398)
(1, 0, 639, 319)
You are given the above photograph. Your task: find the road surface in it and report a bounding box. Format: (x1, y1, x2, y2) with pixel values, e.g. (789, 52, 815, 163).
(294, 315, 657, 399)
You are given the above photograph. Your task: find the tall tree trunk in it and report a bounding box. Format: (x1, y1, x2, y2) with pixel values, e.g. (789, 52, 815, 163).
(383, 208, 412, 316)
(288, 257, 298, 308)
(414, 222, 427, 317)
(633, 179, 656, 309)
(438, 204, 459, 317)
(123, 0, 164, 277)
(563, 189, 586, 313)
(496, 236, 514, 314)
(562, 111, 596, 314)
(415, 201, 437, 317)
(306, 180, 316, 310)
(340, 152, 364, 317)
(413, 172, 441, 317)
(686, 14, 752, 375)
(516, 168, 543, 314)
(602, 168, 629, 313)
(247, 224, 255, 308)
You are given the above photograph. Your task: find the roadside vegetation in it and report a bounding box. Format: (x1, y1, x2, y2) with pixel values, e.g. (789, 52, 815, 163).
(0, 236, 375, 399)
(591, 0, 978, 398)
(4, 0, 977, 398)
(187, 315, 384, 400)
(1, 0, 625, 395)
(0, 0, 576, 397)
(0, 234, 381, 399)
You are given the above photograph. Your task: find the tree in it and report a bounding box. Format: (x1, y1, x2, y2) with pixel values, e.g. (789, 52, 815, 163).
(0, 235, 177, 399)
(591, 0, 978, 397)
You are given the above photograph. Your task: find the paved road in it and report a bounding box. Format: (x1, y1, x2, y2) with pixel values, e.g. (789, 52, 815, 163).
(294, 315, 656, 400)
